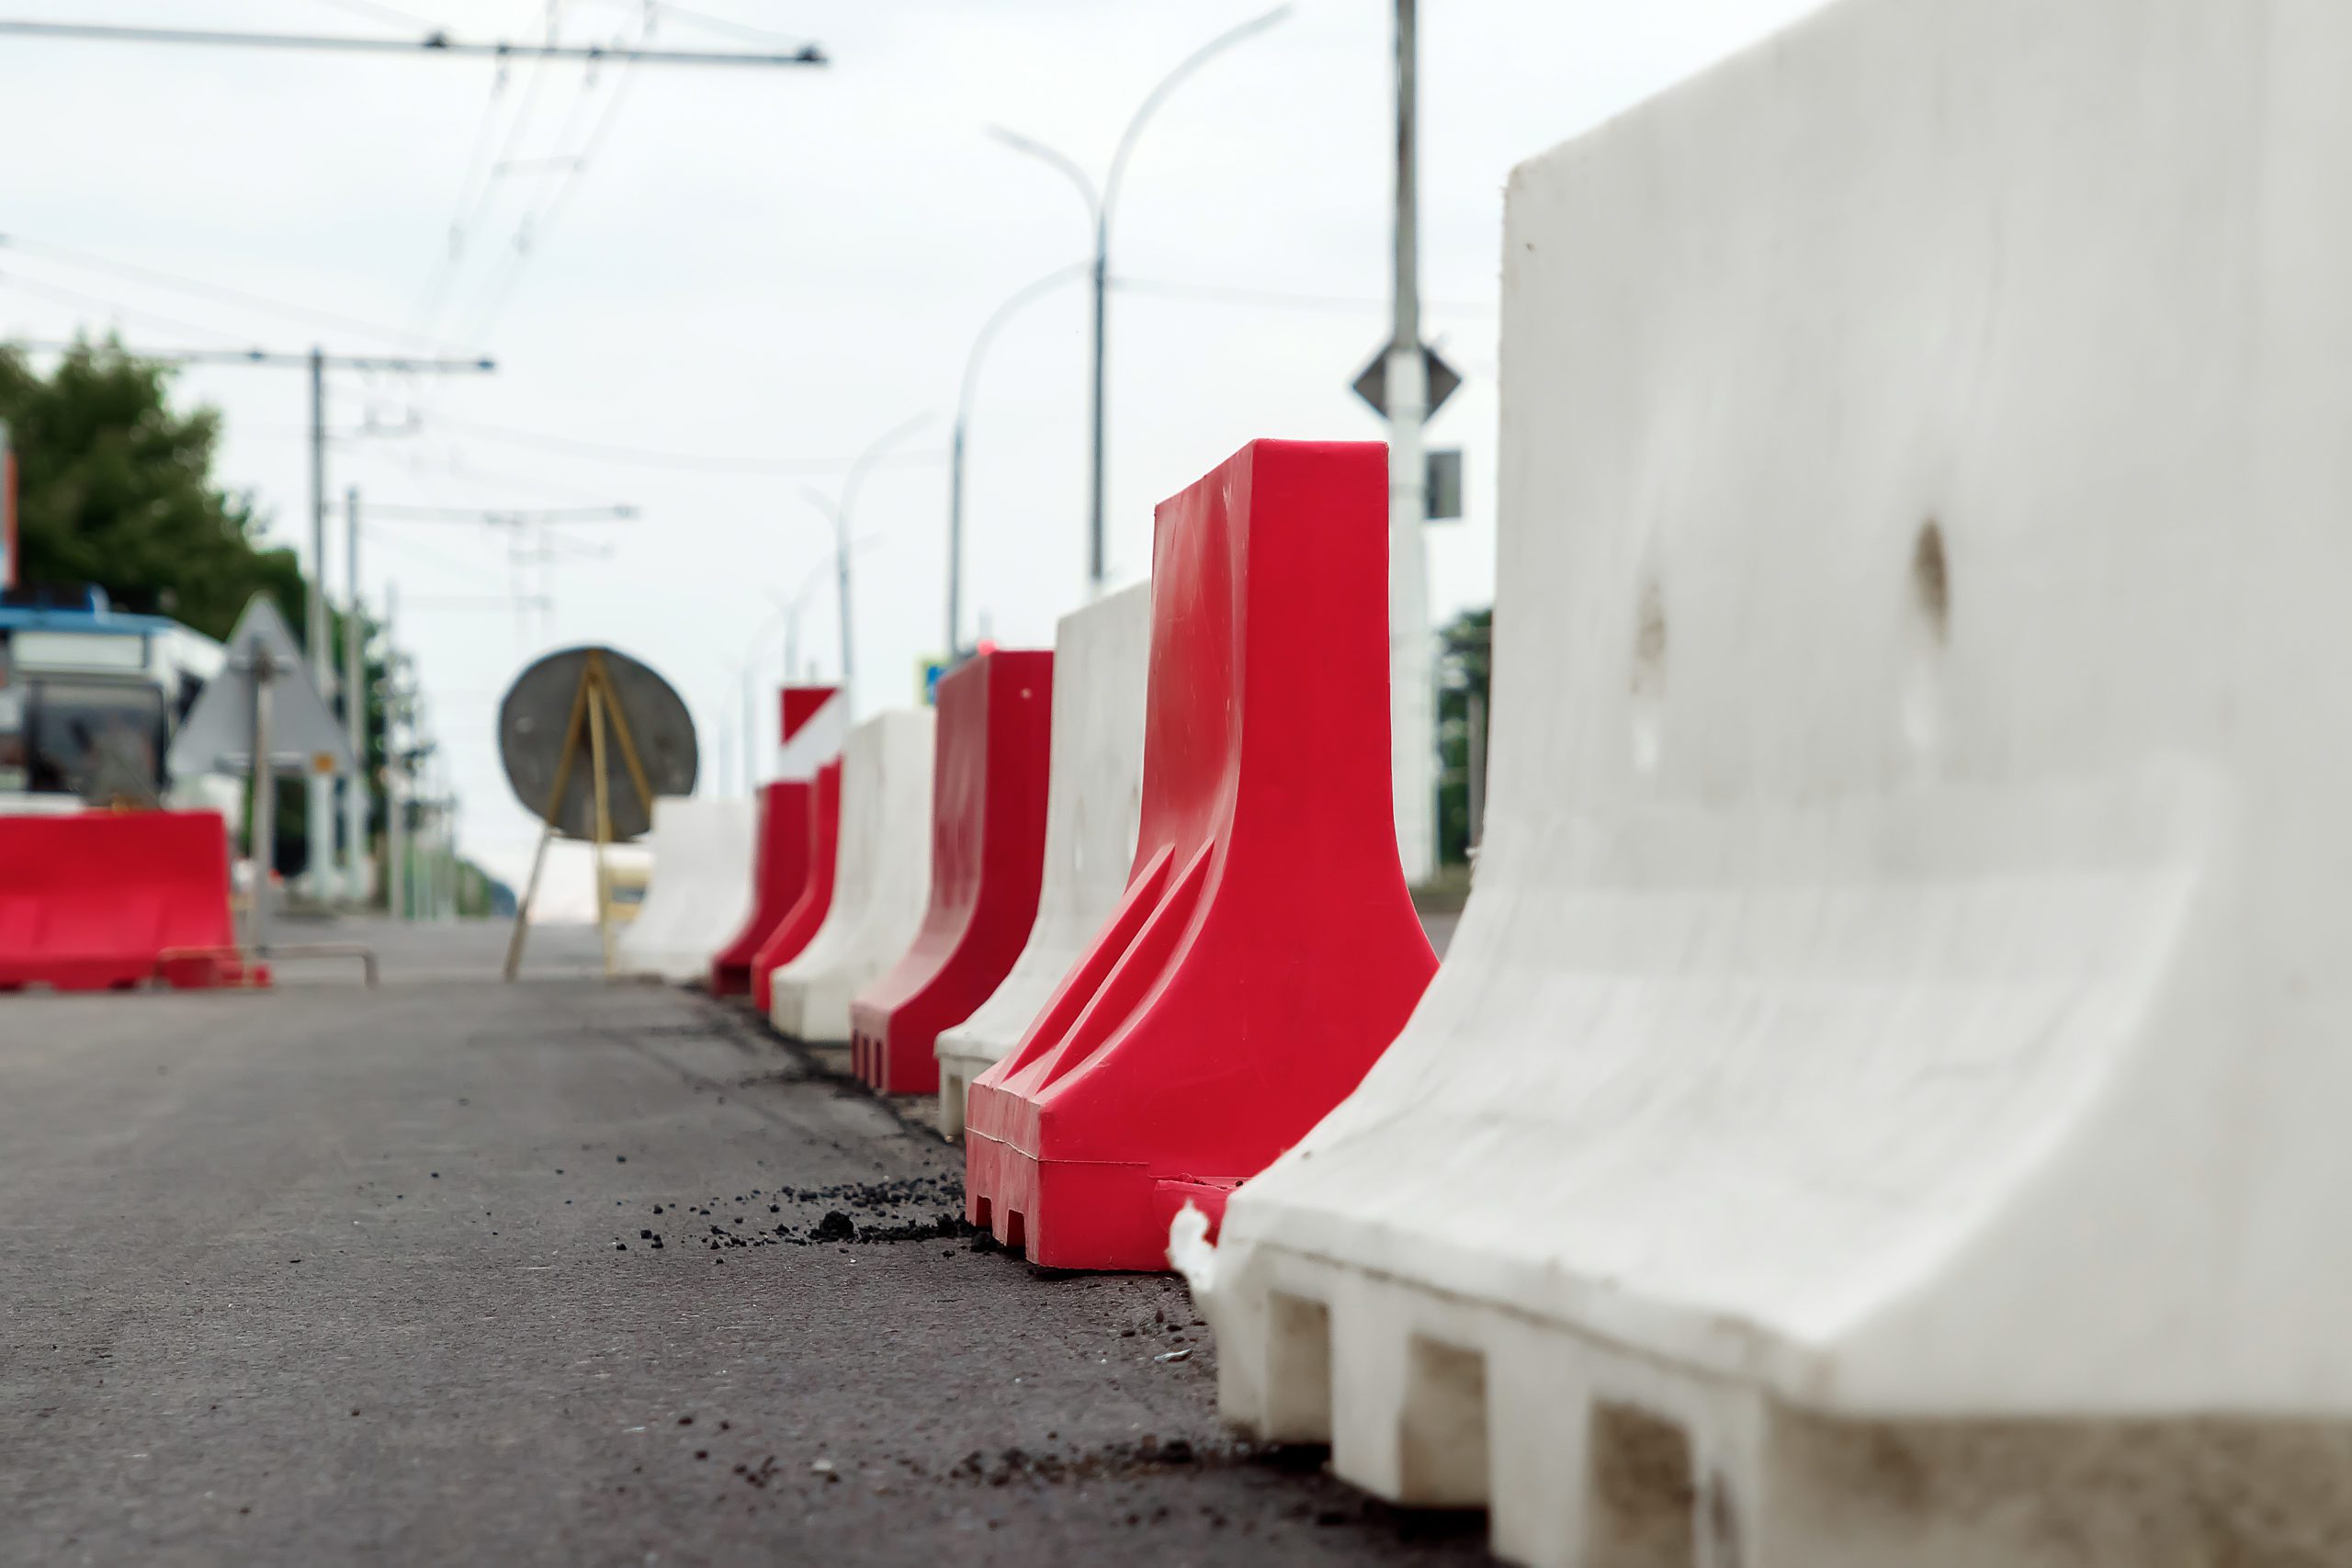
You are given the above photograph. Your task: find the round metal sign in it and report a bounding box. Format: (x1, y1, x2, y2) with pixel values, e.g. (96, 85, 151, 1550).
(497, 646, 696, 842)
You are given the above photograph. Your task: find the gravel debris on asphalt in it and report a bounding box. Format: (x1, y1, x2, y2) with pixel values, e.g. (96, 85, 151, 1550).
(0, 918, 1492, 1567)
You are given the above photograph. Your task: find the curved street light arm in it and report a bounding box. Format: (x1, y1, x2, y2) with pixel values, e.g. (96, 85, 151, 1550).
(958, 260, 1091, 426)
(1102, 6, 1292, 224)
(987, 125, 1102, 226)
(841, 411, 933, 526)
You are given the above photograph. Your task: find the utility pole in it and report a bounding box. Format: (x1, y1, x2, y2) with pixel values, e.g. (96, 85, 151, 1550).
(342, 487, 368, 903)
(307, 351, 328, 904)
(1385, 0, 1438, 886)
(299, 347, 493, 904)
(24, 342, 496, 901)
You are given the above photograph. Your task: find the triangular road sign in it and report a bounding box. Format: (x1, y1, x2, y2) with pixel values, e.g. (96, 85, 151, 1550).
(167, 592, 357, 779)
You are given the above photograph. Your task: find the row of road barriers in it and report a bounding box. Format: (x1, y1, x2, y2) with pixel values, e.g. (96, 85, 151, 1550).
(626, 0, 2352, 1551)
(679, 440, 1429, 1278)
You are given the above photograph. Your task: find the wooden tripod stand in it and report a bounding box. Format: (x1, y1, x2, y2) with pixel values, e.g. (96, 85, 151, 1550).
(503, 650, 656, 981)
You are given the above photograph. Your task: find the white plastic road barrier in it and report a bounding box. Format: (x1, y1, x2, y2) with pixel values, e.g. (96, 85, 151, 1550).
(611, 795, 757, 984)
(767, 708, 934, 1043)
(933, 584, 1149, 1138)
(1191, 3, 2352, 1564)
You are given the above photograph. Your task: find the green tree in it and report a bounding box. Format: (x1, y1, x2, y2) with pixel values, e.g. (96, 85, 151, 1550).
(1436, 605, 1492, 867)
(2, 339, 333, 876)
(0, 340, 304, 638)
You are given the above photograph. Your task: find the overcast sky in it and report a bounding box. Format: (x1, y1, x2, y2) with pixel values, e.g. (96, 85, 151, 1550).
(0, 0, 1820, 912)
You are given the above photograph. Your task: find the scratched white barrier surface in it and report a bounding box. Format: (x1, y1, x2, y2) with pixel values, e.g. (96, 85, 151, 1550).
(767, 708, 935, 1044)
(1188, 2, 2352, 1564)
(610, 795, 755, 985)
(933, 585, 1149, 1138)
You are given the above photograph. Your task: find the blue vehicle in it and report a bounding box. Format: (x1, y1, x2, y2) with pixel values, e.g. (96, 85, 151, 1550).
(0, 585, 229, 811)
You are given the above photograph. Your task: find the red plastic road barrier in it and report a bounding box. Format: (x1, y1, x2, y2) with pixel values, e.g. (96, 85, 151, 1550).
(750, 758, 841, 1014)
(0, 809, 264, 991)
(849, 649, 1054, 1094)
(708, 780, 818, 996)
(708, 684, 842, 997)
(964, 440, 1437, 1270)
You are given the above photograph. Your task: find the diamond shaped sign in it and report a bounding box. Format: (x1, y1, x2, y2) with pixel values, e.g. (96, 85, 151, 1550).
(1351, 339, 1463, 422)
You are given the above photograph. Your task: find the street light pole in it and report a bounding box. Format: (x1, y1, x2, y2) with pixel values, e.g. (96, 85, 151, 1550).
(805, 413, 929, 716)
(991, 5, 1289, 597)
(774, 554, 833, 689)
(948, 262, 1088, 660)
(1386, 0, 1437, 885)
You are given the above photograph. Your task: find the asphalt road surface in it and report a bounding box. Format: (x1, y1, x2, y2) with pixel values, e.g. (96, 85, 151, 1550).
(0, 919, 1487, 1567)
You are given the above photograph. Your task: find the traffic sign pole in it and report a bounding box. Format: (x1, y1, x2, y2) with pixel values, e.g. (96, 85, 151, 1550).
(1385, 0, 1438, 886)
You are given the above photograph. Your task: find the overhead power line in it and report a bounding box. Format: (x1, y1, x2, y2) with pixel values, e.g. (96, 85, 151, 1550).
(0, 271, 259, 347)
(421, 412, 951, 476)
(366, 503, 637, 524)
(1116, 276, 1498, 315)
(0, 232, 481, 352)
(0, 19, 829, 66)
(451, 14, 651, 344)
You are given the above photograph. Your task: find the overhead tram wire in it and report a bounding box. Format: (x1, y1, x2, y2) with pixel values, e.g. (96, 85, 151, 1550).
(405, 0, 575, 401)
(447, 5, 569, 287)
(452, 13, 650, 346)
(408, 57, 522, 339)
(0, 20, 828, 66)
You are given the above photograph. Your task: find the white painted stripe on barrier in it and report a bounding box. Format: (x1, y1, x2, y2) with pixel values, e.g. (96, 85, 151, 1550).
(1192, 0, 2352, 1561)
(611, 795, 757, 985)
(933, 584, 1148, 1138)
(767, 707, 934, 1043)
